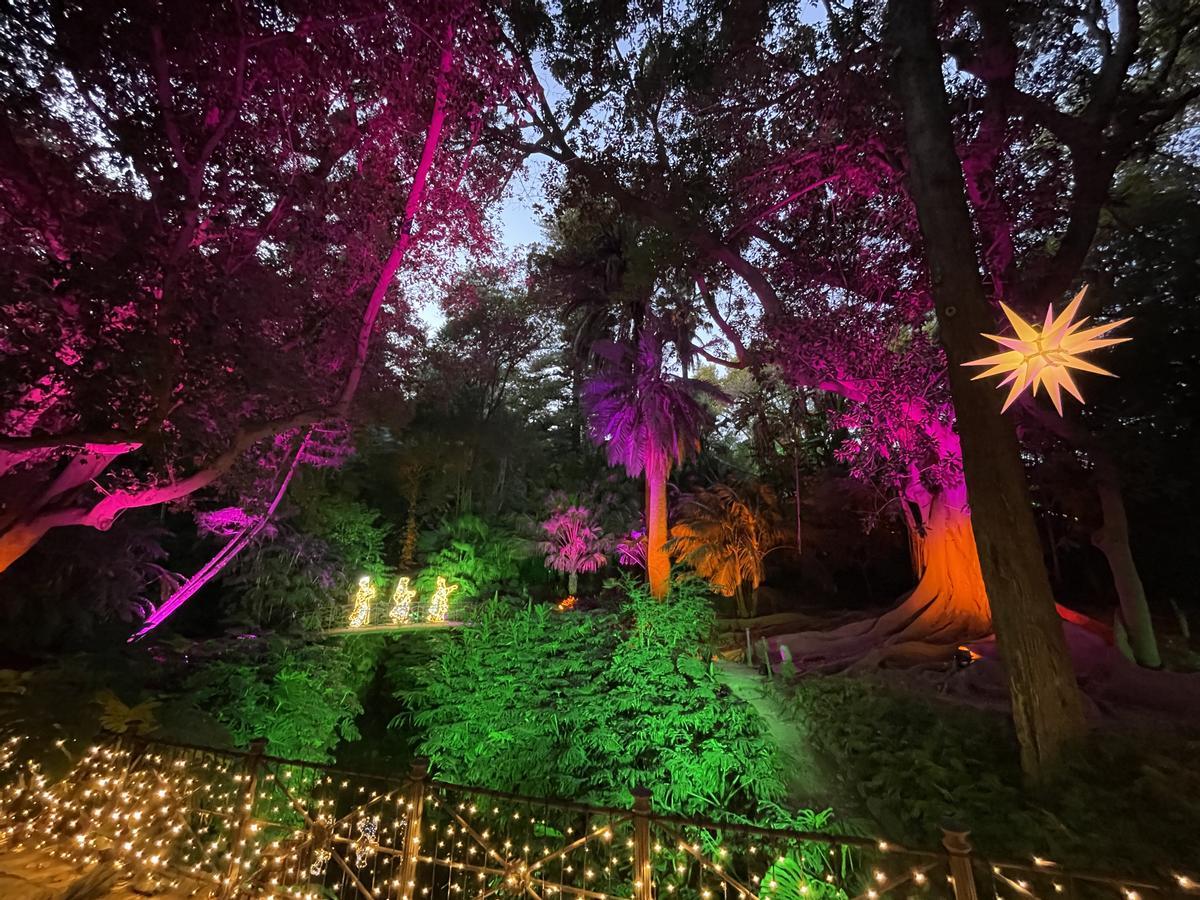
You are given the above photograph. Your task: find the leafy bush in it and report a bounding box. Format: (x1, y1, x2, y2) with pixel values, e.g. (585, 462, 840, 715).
(185, 638, 383, 762)
(220, 477, 394, 632)
(294, 482, 393, 579)
(416, 515, 527, 600)
(398, 575, 786, 820)
(222, 532, 345, 632)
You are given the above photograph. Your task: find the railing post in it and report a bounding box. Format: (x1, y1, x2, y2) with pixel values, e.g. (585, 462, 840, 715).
(398, 757, 430, 900)
(631, 786, 653, 900)
(941, 823, 978, 900)
(222, 737, 267, 899)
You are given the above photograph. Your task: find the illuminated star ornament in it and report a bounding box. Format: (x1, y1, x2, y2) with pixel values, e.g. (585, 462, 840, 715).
(964, 286, 1131, 414)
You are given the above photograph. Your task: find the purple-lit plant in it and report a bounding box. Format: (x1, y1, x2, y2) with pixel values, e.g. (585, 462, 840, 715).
(581, 330, 726, 599)
(615, 529, 647, 570)
(538, 502, 609, 596)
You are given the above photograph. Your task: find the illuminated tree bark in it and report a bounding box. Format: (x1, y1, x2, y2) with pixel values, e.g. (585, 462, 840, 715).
(886, 0, 1086, 775)
(645, 456, 671, 600)
(897, 483, 991, 641)
(776, 482, 990, 666)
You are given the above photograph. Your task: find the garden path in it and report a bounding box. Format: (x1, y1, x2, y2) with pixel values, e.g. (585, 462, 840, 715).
(713, 660, 832, 807)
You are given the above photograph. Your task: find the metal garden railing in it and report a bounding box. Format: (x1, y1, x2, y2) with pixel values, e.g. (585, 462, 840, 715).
(0, 734, 1195, 900)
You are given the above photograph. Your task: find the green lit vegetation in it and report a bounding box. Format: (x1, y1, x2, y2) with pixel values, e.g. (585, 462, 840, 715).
(398, 576, 787, 819)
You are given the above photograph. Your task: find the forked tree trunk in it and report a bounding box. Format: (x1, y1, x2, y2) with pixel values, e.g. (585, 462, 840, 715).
(645, 457, 670, 599)
(887, 0, 1086, 776)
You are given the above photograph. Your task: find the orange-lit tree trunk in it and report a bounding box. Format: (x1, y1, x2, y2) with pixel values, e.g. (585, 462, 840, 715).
(774, 480, 990, 667)
(892, 483, 991, 641)
(645, 455, 670, 600)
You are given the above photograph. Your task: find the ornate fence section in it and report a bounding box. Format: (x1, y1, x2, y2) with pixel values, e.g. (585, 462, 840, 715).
(0, 735, 1195, 900)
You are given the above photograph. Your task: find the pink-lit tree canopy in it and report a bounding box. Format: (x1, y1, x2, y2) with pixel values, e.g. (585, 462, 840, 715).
(0, 0, 526, 630)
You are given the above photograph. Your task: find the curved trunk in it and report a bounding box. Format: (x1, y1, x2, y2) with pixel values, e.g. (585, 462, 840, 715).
(645, 457, 670, 600)
(1092, 468, 1160, 667)
(771, 483, 990, 667)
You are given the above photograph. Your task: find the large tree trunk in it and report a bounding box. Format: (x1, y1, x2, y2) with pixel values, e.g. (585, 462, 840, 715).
(0, 519, 53, 574)
(645, 458, 670, 599)
(899, 484, 991, 639)
(772, 484, 991, 665)
(887, 0, 1086, 776)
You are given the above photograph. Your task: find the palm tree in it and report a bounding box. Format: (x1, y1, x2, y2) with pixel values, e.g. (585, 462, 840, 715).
(581, 330, 725, 598)
(538, 502, 609, 595)
(669, 481, 790, 618)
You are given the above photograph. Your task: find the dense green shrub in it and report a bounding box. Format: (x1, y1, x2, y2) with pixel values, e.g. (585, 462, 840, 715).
(185, 637, 383, 762)
(398, 575, 785, 819)
(221, 477, 395, 632)
(294, 481, 393, 580)
(415, 514, 527, 600)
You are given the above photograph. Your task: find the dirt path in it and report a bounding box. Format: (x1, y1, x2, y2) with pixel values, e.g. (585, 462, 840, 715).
(0, 850, 207, 899)
(713, 660, 832, 807)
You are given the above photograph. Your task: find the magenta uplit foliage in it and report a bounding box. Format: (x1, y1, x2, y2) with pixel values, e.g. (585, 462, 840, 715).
(538, 504, 609, 578)
(196, 507, 258, 538)
(0, 0, 530, 636)
(769, 300, 964, 513)
(615, 530, 647, 570)
(580, 329, 725, 478)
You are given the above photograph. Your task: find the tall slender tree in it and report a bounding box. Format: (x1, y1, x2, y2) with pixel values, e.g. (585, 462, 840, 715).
(581, 330, 724, 598)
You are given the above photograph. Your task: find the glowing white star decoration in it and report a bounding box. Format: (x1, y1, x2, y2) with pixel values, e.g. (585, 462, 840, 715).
(964, 287, 1130, 414)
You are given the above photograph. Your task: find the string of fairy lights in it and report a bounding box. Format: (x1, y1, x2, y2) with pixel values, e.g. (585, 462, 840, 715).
(0, 734, 1194, 900)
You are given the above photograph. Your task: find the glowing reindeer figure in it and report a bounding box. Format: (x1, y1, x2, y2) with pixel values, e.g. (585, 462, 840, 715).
(348, 576, 376, 628)
(388, 576, 418, 624)
(427, 576, 459, 624)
